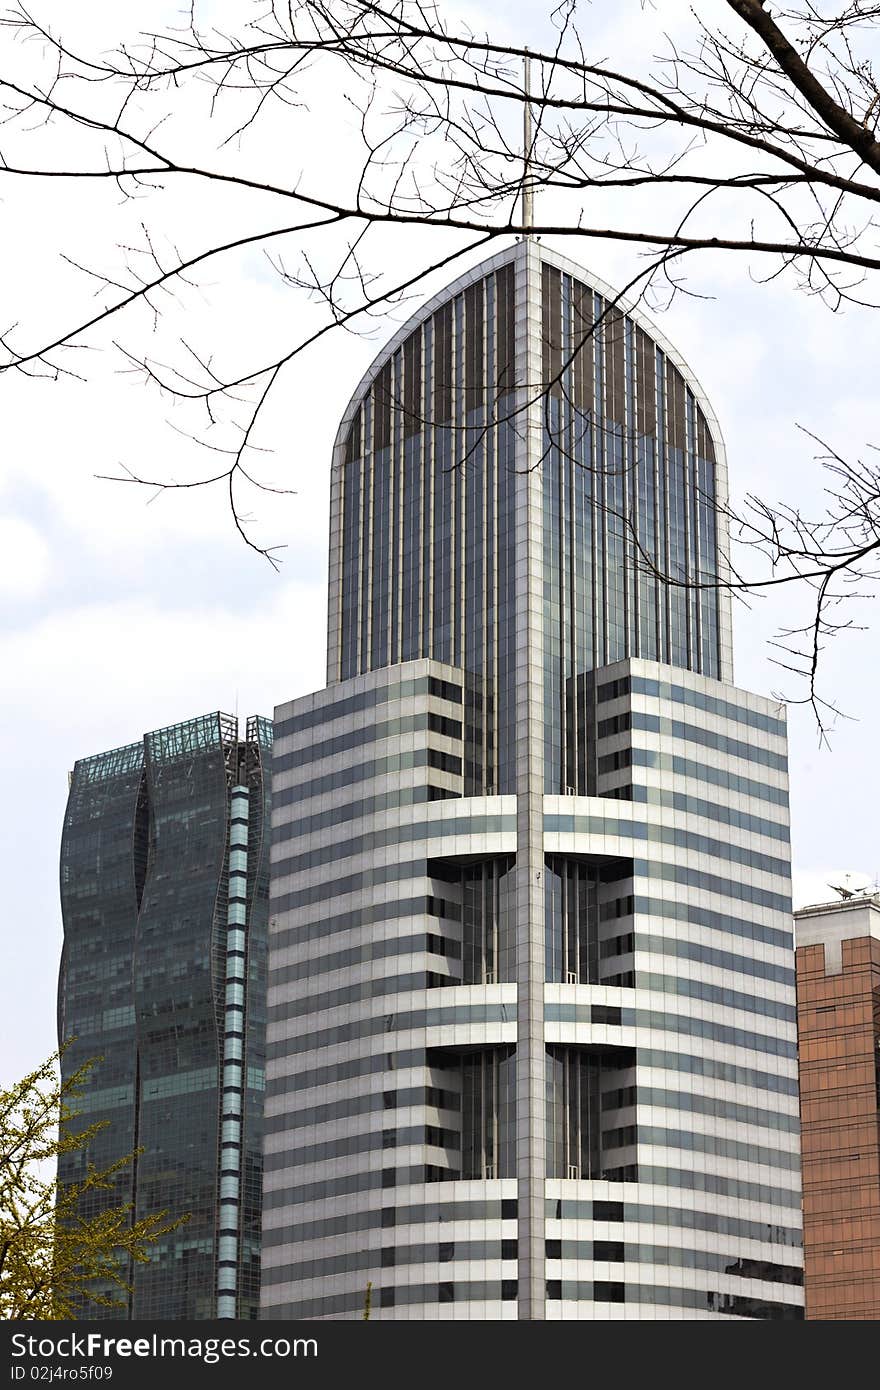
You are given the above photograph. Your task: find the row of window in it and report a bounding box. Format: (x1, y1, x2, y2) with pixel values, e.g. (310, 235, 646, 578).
(274, 674, 462, 740)
(629, 929, 795, 988)
(606, 1124, 799, 1174)
(272, 784, 452, 849)
(544, 1281, 801, 1317)
(277, 897, 787, 989)
(635, 857, 789, 913)
(275, 769, 785, 852)
(627, 712, 787, 771)
(263, 1044, 797, 1138)
(267, 997, 794, 1067)
(544, 1241, 801, 1284)
(635, 1047, 798, 1098)
(262, 1238, 518, 1286)
(265, 959, 795, 1031)
(268, 929, 459, 987)
(263, 1122, 460, 1175)
(547, 1198, 800, 1247)
(265, 1280, 801, 1318)
(627, 783, 788, 842)
(270, 866, 796, 965)
(272, 813, 788, 894)
(272, 711, 453, 778)
(596, 674, 786, 738)
(61, 1080, 134, 1113)
(271, 814, 516, 882)
(546, 815, 790, 885)
(270, 859, 424, 915)
(544, 1004, 797, 1061)
(273, 713, 460, 776)
(261, 1148, 801, 1221)
(265, 1045, 428, 1101)
(628, 1086, 799, 1136)
(267, 970, 455, 1025)
(635, 970, 796, 1026)
(266, 1280, 518, 1316)
(262, 1194, 799, 1255)
(627, 746, 789, 806)
(270, 893, 459, 955)
(616, 1164, 801, 1210)
(274, 748, 441, 807)
(262, 1198, 516, 1248)
(262, 1163, 433, 1213)
(263, 1084, 458, 1137)
(632, 894, 792, 951)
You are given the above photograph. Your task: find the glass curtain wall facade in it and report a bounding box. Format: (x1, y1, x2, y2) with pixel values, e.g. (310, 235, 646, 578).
(263, 242, 803, 1319)
(57, 712, 272, 1320)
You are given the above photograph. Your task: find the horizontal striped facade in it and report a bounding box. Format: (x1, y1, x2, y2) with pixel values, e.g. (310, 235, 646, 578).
(263, 657, 801, 1319)
(263, 242, 802, 1320)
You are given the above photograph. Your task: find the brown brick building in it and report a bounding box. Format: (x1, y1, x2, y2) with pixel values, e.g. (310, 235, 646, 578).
(795, 895, 880, 1319)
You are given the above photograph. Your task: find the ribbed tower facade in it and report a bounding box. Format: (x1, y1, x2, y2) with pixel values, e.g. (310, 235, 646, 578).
(58, 712, 272, 1320)
(262, 243, 803, 1319)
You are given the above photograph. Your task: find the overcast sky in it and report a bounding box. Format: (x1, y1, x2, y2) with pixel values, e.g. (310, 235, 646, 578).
(2, 0, 878, 1085)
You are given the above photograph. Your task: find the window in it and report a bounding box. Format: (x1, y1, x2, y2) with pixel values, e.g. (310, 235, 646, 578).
(594, 1241, 624, 1262)
(594, 1281, 625, 1302)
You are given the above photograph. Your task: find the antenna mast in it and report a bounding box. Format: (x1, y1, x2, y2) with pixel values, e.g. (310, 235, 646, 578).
(522, 48, 534, 232)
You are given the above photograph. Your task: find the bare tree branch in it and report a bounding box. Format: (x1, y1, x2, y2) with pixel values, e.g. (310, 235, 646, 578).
(2, 0, 880, 721)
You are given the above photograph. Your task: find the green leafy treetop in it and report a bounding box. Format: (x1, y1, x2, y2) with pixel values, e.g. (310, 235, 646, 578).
(1, 1048, 188, 1320)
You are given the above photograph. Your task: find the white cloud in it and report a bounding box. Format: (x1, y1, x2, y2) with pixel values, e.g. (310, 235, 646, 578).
(0, 582, 327, 734)
(0, 517, 52, 598)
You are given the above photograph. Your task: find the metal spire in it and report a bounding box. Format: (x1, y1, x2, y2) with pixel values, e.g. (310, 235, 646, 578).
(522, 48, 534, 232)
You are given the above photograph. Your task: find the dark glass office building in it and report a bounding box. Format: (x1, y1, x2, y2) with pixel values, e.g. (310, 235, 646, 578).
(57, 711, 272, 1320)
(262, 241, 803, 1319)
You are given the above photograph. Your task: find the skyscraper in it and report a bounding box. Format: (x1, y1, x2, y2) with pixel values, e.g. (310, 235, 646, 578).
(795, 892, 880, 1319)
(58, 711, 272, 1320)
(262, 242, 804, 1319)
